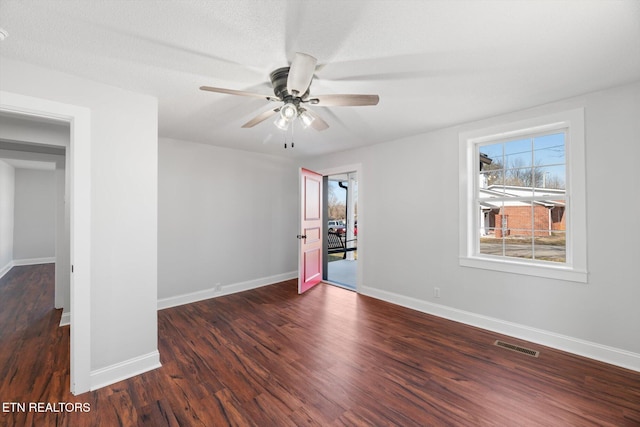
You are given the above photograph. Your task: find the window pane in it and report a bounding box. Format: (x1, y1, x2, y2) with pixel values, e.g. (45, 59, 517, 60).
(504, 235, 533, 260)
(534, 133, 565, 167)
(476, 201, 567, 262)
(478, 204, 499, 236)
(479, 144, 504, 192)
(478, 201, 501, 254)
(480, 169, 504, 192)
(480, 144, 504, 165)
(533, 231, 566, 263)
(534, 203, 567, 263)
(504, 138, 532, 169)
(479, 235, 503, 256)
(535, 164, 566, 190)
(505, 166, 535, 189)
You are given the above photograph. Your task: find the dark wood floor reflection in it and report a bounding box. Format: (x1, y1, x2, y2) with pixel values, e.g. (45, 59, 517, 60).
(2, 264, 639, 426)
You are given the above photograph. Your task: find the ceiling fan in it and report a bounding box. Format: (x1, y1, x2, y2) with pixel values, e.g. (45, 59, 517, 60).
(200, 52, 379, 132)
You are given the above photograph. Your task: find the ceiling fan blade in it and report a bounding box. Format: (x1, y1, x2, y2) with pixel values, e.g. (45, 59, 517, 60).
(200, 86, 279, 102)
(308, 94, 379, 107)
(303, 109, 329, 131)
(287, 52, 317, 96)
(241, 108, 280, 128)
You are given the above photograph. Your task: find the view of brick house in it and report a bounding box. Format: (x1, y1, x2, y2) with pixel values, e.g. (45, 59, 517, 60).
(479, 185, 566, 238)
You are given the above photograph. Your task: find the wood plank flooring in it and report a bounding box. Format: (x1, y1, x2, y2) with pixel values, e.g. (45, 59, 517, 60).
(1, 264, 640, 426)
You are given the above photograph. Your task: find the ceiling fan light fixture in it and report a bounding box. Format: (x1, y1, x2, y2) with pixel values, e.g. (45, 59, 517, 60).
(274, 115, 290, 131)
(299, 109, 315, 128)
(280, 102, 298, 120)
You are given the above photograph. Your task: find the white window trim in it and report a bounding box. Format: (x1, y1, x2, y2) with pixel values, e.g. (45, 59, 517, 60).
(459, 108, 588, 283)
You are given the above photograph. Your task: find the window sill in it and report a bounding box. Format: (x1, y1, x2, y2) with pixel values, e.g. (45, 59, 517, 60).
(460, 256, 588, 283)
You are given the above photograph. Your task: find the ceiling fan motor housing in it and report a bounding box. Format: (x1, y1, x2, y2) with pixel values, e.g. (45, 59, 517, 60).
(270, 67, 309, 102)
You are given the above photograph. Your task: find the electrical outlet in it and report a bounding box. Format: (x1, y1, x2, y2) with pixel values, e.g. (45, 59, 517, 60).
(434, 287, 440, 298)
(215, 283, 221, 293)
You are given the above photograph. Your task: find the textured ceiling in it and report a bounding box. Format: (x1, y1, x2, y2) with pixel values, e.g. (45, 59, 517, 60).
(1, 0, 639, 157)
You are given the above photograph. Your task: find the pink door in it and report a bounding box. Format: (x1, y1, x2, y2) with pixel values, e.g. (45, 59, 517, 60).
(298, 168, 323, 293)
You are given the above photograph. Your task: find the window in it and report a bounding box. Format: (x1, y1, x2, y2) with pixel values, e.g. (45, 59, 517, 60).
(459, 109, 587, 282)
(478, 131, 567, 262)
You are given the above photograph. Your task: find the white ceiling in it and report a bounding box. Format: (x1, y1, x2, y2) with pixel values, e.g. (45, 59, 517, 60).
(1, 0, 639, 158)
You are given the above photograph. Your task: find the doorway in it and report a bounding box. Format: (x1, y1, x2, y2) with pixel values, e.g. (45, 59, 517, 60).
(323, 170, 358, 290)
(0, 91, 92, 394)
(0, 130, 68, 321)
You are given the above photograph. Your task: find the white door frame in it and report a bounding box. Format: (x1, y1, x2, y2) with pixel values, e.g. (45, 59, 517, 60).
(0, 91, 92, 395)
(316, 163, 363, 292)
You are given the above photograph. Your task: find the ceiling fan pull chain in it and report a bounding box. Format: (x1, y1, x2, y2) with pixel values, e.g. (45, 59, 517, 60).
(291, 119, 295, 148)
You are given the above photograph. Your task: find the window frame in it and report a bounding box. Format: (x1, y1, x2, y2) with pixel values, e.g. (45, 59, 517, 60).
(459, 108, 588, 283)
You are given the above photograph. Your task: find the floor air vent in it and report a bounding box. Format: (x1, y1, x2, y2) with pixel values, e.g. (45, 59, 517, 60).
(494, 340, 539, 357)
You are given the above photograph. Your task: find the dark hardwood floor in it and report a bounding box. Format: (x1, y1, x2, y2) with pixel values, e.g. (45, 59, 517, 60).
(2, 264, 639, 426)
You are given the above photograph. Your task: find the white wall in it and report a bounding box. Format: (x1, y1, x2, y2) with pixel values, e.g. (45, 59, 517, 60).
(0, 58, 159, 386)
(302, 81, 640, 369)
(13, 168, 56, 261)
(0, 160, 15, 274)
(158, 138, 298, 304)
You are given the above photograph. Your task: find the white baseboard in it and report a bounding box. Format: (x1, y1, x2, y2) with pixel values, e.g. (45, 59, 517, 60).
(157, 271, 297, 310)
(1, 258, 56, 279)
(13, 257, 56, 266)
(59, 311, 70, 327)
(90, 350, 161, 391)
(361, 286, 640, 373)
(0, 262, 12, 279)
